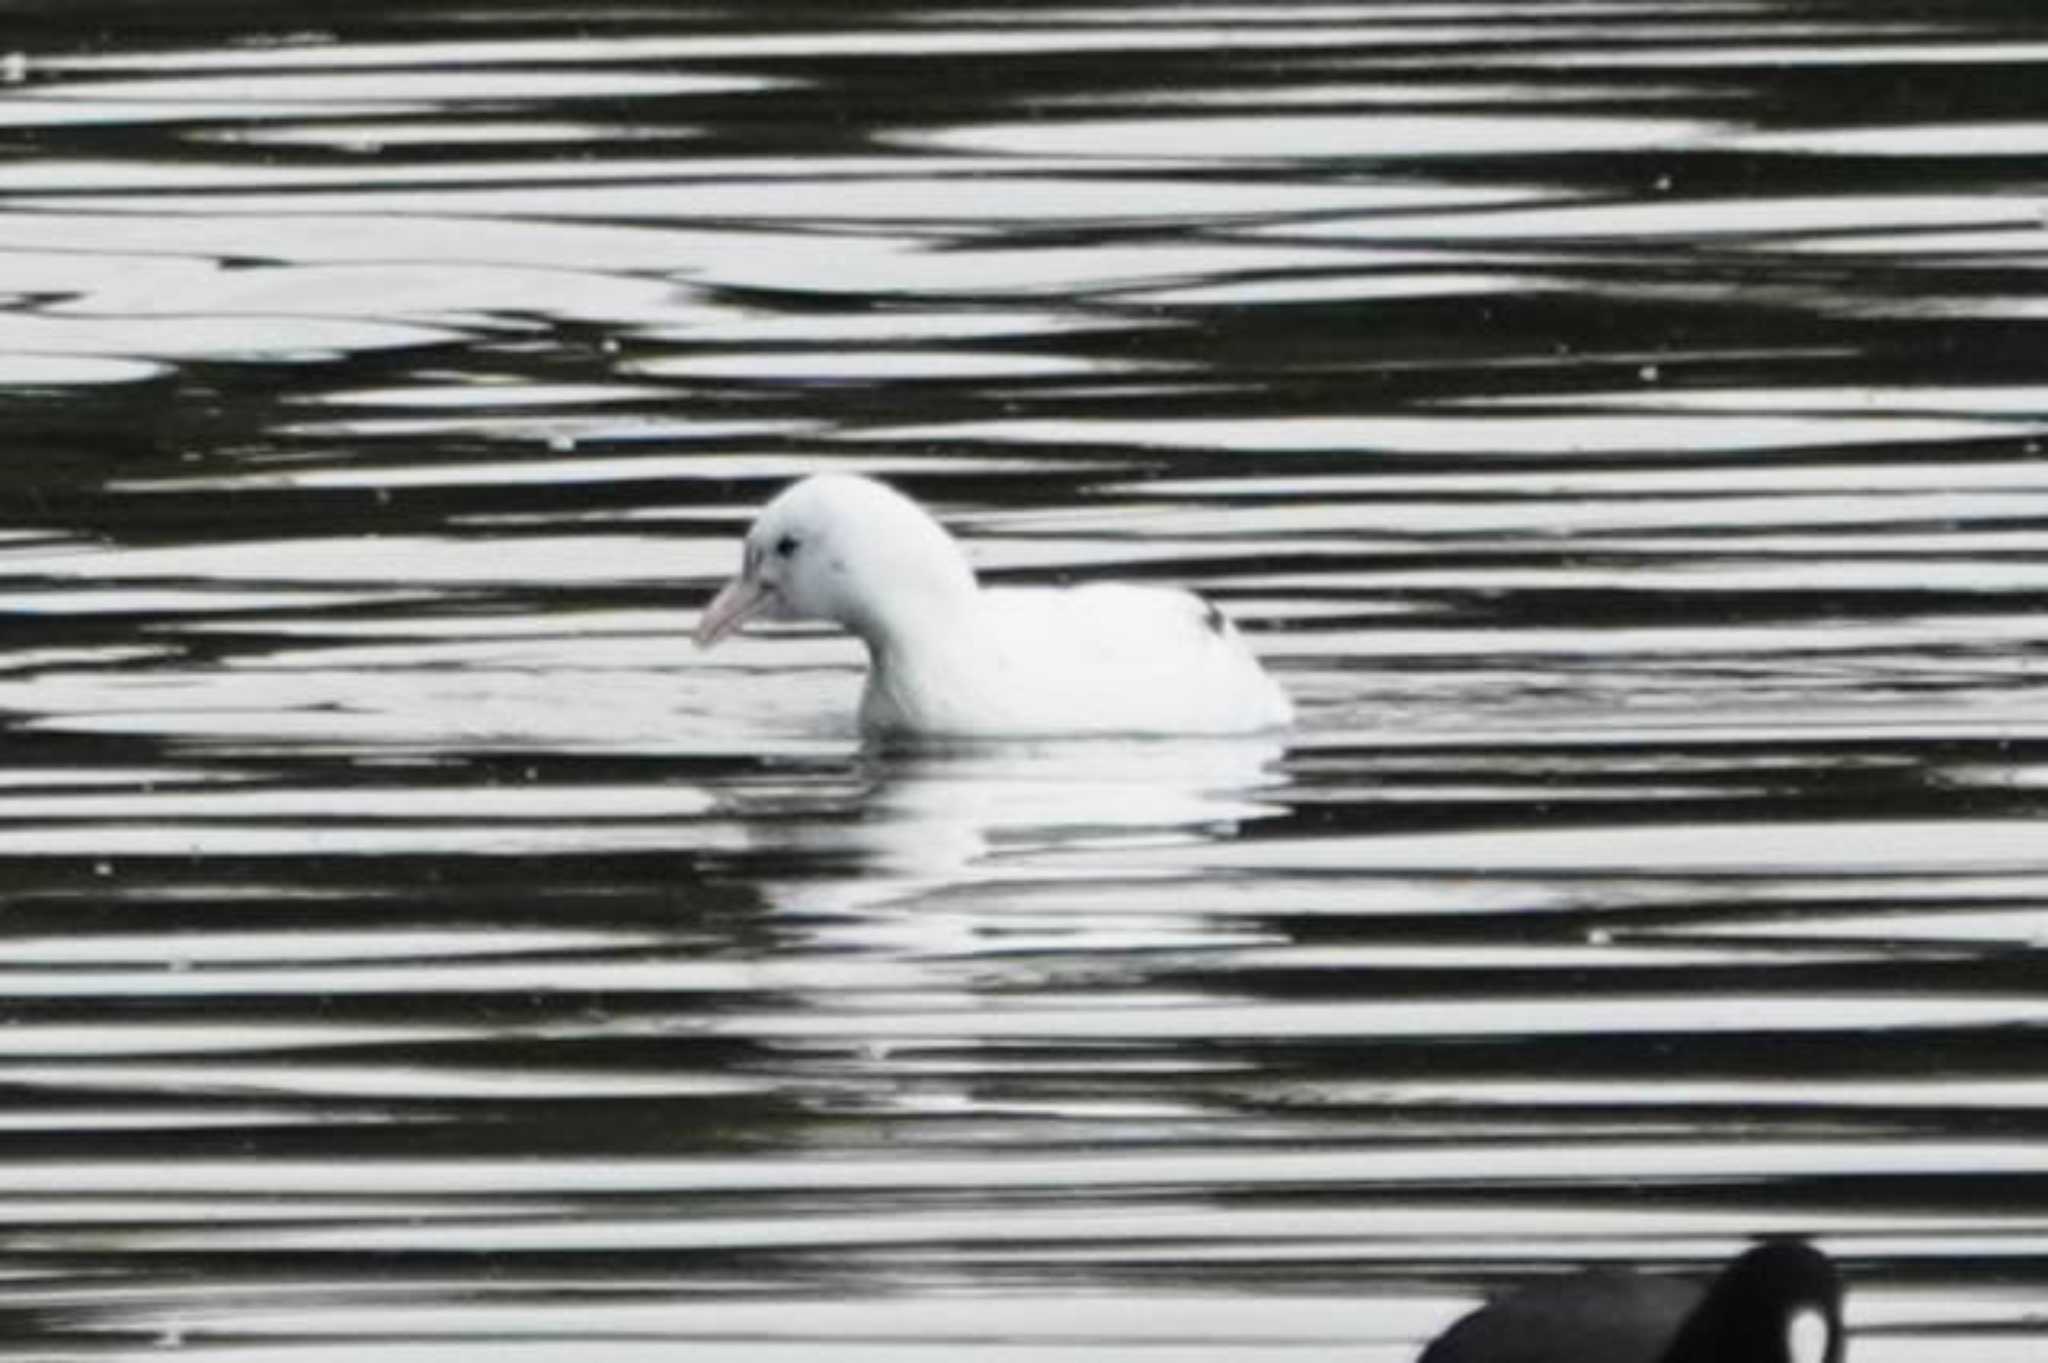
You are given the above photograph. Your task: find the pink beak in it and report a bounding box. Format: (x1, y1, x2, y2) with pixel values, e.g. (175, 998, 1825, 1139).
(694, 575, 775, 648)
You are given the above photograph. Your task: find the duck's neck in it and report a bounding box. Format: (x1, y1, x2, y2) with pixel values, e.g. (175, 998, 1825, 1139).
(843, 557, 988, 735)
(853, 572, 982, 672)
(835, 523, 982, 656)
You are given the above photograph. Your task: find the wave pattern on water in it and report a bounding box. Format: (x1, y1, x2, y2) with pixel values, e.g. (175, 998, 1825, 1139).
(1, 2, 2046, 1360)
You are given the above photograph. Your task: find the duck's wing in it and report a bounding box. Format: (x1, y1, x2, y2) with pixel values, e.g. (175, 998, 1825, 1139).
(979, 582, 1241, 665)
(866, 582, 1286, 735)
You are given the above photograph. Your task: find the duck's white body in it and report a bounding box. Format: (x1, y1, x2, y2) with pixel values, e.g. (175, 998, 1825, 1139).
(856, 578, 1290, 736)
(696, 474, 1292, 738)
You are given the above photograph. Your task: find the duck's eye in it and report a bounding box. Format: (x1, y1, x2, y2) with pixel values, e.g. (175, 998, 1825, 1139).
(774, 534, 800, 558)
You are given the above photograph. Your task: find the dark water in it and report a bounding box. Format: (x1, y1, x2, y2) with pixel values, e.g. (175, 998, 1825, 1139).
(2, 2, 2047, 1359)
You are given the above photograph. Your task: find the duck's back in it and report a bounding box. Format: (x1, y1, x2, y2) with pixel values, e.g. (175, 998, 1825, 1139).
(1420, 1273, 1702, 1363)
(860, 582, 1290, 737)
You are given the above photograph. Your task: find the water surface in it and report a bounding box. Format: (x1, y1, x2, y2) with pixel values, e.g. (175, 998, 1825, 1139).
(2, 2, 2047, 1360)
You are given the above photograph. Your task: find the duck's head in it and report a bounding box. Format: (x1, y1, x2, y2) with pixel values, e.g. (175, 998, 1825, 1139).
(1664, 1239, 1844, 1363)
(694, 473, 979, 649)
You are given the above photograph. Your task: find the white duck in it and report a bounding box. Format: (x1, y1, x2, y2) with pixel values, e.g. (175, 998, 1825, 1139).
(695, 473, 1293, 738)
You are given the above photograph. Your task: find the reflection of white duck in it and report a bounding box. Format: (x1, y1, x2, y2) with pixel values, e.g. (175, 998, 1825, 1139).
(695, 474, 1292, 738)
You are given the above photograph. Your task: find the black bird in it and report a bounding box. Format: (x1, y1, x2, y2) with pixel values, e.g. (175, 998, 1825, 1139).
(1420, 1239, 1845, 1363)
